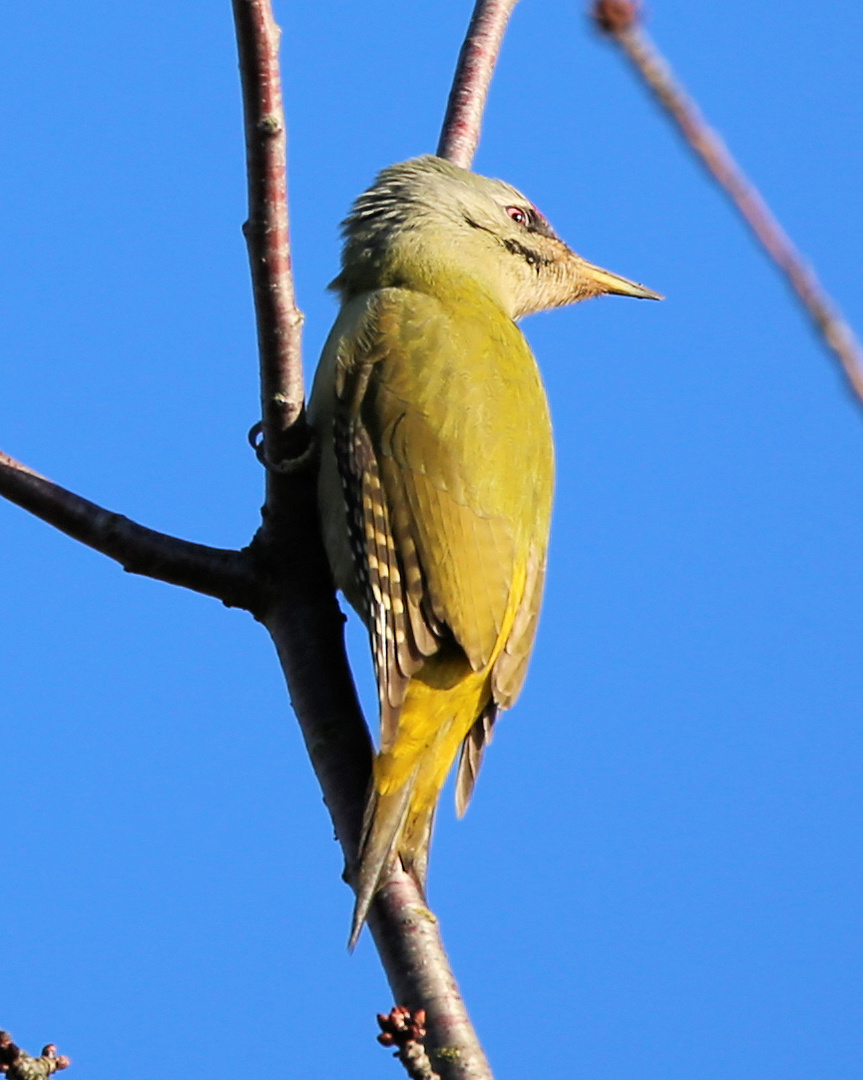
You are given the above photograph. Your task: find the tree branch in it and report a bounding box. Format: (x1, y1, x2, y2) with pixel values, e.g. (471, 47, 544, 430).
(437, 0, 519, 168)
(257, 491, 492, 1078)
(592, 0, 863, 408)
(233, 2, 504, 1075)
(1, 2, 511, 1074)
(232, 0, 307, 480)
(0, 450, 260, 610)
(377, 1006, 441, 1080)
(370, 873, 492, 1080)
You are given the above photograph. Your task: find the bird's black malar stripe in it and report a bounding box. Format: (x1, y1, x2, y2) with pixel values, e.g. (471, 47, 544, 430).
(502, 237, 552, 270)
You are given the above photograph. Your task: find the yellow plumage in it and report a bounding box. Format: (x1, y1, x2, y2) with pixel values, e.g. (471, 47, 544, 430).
(308, 155, 660, 944)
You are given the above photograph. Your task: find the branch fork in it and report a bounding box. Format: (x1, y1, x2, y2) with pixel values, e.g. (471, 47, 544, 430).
(14, 1, 855, 1077)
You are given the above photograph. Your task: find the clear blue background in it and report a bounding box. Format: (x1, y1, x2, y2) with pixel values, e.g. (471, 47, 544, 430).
(2, 2, 862, 1077)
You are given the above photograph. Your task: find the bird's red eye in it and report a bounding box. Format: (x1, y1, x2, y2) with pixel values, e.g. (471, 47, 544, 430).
(506, 206, 527, 225)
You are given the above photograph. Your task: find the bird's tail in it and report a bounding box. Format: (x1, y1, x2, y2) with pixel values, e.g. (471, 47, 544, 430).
(348, 664, 491, 948)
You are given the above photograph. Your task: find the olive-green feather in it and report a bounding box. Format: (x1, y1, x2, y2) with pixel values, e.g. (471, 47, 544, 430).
(317, 284, 553, 738)
(307, 154, 659, 946)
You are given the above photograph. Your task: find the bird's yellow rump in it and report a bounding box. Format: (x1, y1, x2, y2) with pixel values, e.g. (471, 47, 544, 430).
(309, 156, 660, 945)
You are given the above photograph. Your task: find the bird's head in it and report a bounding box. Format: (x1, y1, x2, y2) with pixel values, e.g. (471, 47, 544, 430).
(331, 155, 661, 318)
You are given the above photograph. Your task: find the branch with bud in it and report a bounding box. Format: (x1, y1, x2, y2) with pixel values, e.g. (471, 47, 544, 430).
(377, 1007, 440, 1080)
(0, 1033, 70, 1080)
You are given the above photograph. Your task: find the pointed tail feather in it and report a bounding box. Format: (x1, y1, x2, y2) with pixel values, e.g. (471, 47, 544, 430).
(349, 668, 495, 947)
(348, 736, 450, 948)
(397, 803, 436, 893)
(348, 775, 417, 949)
(454, 703, 498, 818)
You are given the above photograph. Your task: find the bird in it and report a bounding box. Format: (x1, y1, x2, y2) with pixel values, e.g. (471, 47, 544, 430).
(308, 154, 660, 946)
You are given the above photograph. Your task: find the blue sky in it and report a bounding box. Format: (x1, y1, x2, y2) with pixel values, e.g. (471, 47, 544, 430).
(2, 2, 862, 1077)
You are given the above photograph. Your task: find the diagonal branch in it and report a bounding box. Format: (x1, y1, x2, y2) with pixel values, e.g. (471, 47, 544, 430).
(592, 0, 863, 408)
(437, 0, 519, 168)
(0, 8, 305, 618)
(0, 450, 260, 610)
(370, 872, 491, 1080)
(260, 503, 494, 1079)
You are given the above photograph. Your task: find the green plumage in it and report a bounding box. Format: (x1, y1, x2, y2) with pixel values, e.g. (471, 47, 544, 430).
(313, 275, 553, 724)
(309, 155, 659, 943)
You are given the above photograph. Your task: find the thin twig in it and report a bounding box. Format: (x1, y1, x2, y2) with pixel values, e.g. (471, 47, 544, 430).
(592, 0, 863, 407)
(232, 0, 306, 478)
(0, 450, 260, 611)
(437, 0, 519, 168)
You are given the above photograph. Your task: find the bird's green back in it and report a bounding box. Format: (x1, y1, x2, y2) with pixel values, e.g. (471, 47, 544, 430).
(310, 276, 553, 722)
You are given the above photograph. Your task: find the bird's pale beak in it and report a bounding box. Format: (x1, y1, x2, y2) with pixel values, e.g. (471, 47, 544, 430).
(578, 259, 663, 300)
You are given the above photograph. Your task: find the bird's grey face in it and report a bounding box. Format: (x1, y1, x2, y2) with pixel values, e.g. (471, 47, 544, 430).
(335, 156, 661, 314)
(415, 165, 661, 317)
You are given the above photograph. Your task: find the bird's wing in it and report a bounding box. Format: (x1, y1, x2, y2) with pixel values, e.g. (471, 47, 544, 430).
(332, 353, 423, 739)
(332, 288, 551, 749)
(454, 540, 548, 815)
(491, 541, 548, 708)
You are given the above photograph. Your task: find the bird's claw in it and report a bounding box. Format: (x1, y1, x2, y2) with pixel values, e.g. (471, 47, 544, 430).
(247, 421, 317, 474)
